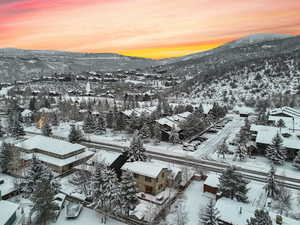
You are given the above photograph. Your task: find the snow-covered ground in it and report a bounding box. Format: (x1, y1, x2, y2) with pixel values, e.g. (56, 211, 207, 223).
(193, 114, 244, 159)
(162, 181, 213, 225)
(52, 207, 126, 225)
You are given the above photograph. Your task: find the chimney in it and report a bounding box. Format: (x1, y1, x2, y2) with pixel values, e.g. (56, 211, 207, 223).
(239, 207, 242, 214)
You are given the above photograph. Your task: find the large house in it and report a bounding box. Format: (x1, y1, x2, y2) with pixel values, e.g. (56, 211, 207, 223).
(156, 111, 192, 141)
(269, 106, 300, 119)
(250, 125, 300, 160)
(14, 135, 94, 174)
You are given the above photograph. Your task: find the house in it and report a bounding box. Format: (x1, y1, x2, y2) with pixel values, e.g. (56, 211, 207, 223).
(235, 106, 255, 118)
(121, 106, 157, 119)
(203, 173, 219, 195)
(14, 135, 95, 174)
(122, 161, 169, 195)
(86, 151, 126, 177)
(269, 106, 300, 119)
(250, 125, 300, 160)
(0, 197, 19, 225)
(156, 111, 192, 141)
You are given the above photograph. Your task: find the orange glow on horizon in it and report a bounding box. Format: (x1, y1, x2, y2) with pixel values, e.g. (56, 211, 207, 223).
(117, 43, 225, 59)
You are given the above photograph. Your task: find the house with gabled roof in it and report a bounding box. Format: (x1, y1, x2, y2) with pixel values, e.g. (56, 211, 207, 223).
(270, 106, 300, 118)
(14, 135, 94, 174)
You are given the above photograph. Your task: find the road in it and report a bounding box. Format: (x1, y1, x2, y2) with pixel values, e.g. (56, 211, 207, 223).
(80, 139, 300, 190)
(198, 115, 243, 159)
(24, 124, 300, 190)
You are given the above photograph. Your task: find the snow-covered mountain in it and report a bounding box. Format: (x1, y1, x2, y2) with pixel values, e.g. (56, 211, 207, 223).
(224, 33, 293, 48)
(160, 33, 295, 63)
(0, 33, 298, 82)
(0, 48, 157, 81)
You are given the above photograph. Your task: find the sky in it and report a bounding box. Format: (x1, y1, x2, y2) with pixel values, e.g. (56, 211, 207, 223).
(0, 0, 300, 59)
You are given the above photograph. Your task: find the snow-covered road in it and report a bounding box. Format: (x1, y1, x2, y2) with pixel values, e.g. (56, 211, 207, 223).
(195, 115, 244, 159)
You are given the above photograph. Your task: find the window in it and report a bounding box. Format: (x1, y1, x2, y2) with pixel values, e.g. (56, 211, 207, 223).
(145, 185, 153, 193)
(145, 176, 152, 182)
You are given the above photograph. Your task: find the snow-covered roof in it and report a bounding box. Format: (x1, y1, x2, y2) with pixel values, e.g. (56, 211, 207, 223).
(122, 106, 157, 118)
(22, 150, 94, 167)
(16, 135, 85, 156)
(21, 109, 32, 117)
(38, 107, 58, 113)
(252, 125, 300, 150)
(234, 106, 255, 115)
(88, 151, 121, 166)
(122, 161, 167, 178)
(156, 111, 192, 131)
(0, 173, 17, 196)
(270, 106, 300, 118)
(268, 116, 300, 130)
(0, 200, 19, 225)
(204, 173, 219, 187)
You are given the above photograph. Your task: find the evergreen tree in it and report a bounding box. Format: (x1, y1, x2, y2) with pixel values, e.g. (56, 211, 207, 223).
(68, 125, 82, 143)
(95, 116, 106, 134)
(92, 163, 105, 208)
(246, 209, 272, 225)
(169, 125, 181, 144)
(22, 155, 54, 197)
(264, 165, 279, 198)
(0, 120, 5, 137)
(101, 167, 120, 221)
(126, 132, 148, 162)
(217, 139, 228, 159)
(293, 150, 300, 169)
(0, 142, 12, 173)
(42, 97, 51, 109)
(52, 113, 59, 126)
(233, 144, 247, 161)
(30, 176, 58, 225)
(265, 133, 287, 165)
(139, 123, 151, 140)
(153, 123, 162, 144)
(106, 110, 114, 129)
(239, 118, 251, 145)
(114, 112, 125, 132)
(199, 200, 219, 225)
(8, 111, 25, 138)
(218, 166, 249, 202)
(276, 119, 285, 133)
(29, 97, 37, 111)
(83, 112, 96, 133)
(119, 171, 138, 216)
(126, 111, 140, 133)
(42, 122, 52, 136)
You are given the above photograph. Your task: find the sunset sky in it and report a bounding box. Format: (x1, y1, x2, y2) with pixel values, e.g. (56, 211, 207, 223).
(0, 0, 300, 59)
